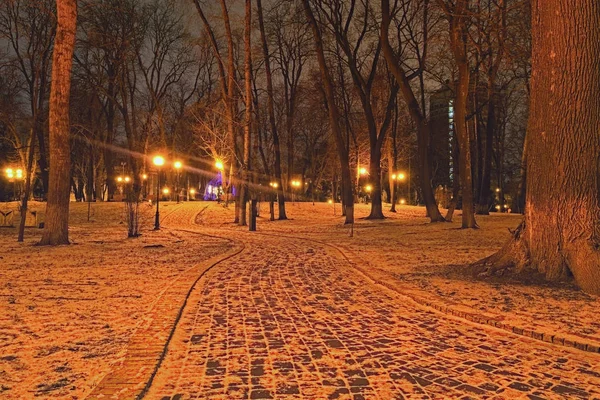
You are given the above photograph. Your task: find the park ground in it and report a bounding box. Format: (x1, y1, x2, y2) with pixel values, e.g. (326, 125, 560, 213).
(0, 201, 599, 399)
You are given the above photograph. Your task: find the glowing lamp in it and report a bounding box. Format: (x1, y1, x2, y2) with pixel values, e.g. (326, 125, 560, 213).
(153, 155, 165, 167)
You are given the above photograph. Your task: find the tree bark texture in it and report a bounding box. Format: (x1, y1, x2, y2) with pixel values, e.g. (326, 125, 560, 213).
(40, 0, 77, 246)
(483, 0, 600, 294)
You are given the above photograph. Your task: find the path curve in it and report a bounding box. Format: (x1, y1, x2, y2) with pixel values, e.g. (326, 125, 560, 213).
(144, 213, 600, 400)
(86, 205, 244, 400)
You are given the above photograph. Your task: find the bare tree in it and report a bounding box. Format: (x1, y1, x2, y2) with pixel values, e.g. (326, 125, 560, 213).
(437, 0, 477, 228)
(315, 0, 399, 220)
(381, 0, 445, 222)
(192, 0, 241, 222)
(257, 0, 287, 220)
(302, 0, 354, 224)
(238, 0, 252, 226)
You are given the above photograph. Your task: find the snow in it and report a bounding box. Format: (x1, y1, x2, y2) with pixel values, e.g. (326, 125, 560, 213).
(0, 200, 598, 398)
(0, 201, 231, 399)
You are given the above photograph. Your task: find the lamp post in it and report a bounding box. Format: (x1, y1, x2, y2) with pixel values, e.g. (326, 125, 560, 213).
(291, 180, 301, 202)
(365, 184, 372, 204)
(153, 155, 165, 230)
(215, 159, 225, 202)
(142, 173, 148, 199)
(5, 168, 16, 200)
(391, 171, 406, 207)
(5, 168, 25, 201)
(174, 160, 183, 203)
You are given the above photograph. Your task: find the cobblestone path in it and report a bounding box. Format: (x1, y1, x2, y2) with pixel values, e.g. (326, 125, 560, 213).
(147, 232, 600, 399)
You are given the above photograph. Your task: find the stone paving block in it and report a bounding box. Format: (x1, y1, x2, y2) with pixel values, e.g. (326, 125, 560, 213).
(138, 233, 600, 399)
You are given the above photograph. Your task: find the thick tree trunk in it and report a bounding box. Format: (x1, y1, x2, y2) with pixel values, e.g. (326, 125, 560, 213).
(302, 0, 354, 224)
(367, 145, 384, 219)
(40, 0, 77, 246)
(480, 0, 600, 294)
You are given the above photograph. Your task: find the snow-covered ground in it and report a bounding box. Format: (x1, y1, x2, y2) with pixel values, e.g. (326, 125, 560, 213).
(0, 200, 598, 399)
(0, 201, 231, 399)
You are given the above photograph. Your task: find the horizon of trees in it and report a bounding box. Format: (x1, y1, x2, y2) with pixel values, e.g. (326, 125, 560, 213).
(0, 0, 530, 218)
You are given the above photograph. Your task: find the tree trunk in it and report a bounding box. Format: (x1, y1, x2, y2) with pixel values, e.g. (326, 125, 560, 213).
(40, 0, 77, 246)
(480, 0, 600, 294)
(448, 0, 477, 229)
(18, 132, 36, 242)
(302, 0, 354, 224)
(257, 0, 287, 220)
(239, 0, 252, 227)
(381, 0, 444, 222)
(445, 130, 460, 221)
(477, 86, 495, 215)
(387, 137, 396, 212)
(217, 0, 239, 224)
(367, 144, 384, 219)
(416, 122, 445, 221)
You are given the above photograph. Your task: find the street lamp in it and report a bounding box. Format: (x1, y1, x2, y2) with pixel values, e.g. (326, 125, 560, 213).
(174, 160, 183, 203)
(291, 180, 301, 202)
(5, 168, 22, 201)
(142, 173, 148, 199)
(215, 160, 224, 170)
(359, 167, 368, 175)
(189, 188, 196, 200)
(153, 155, 165, 230)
